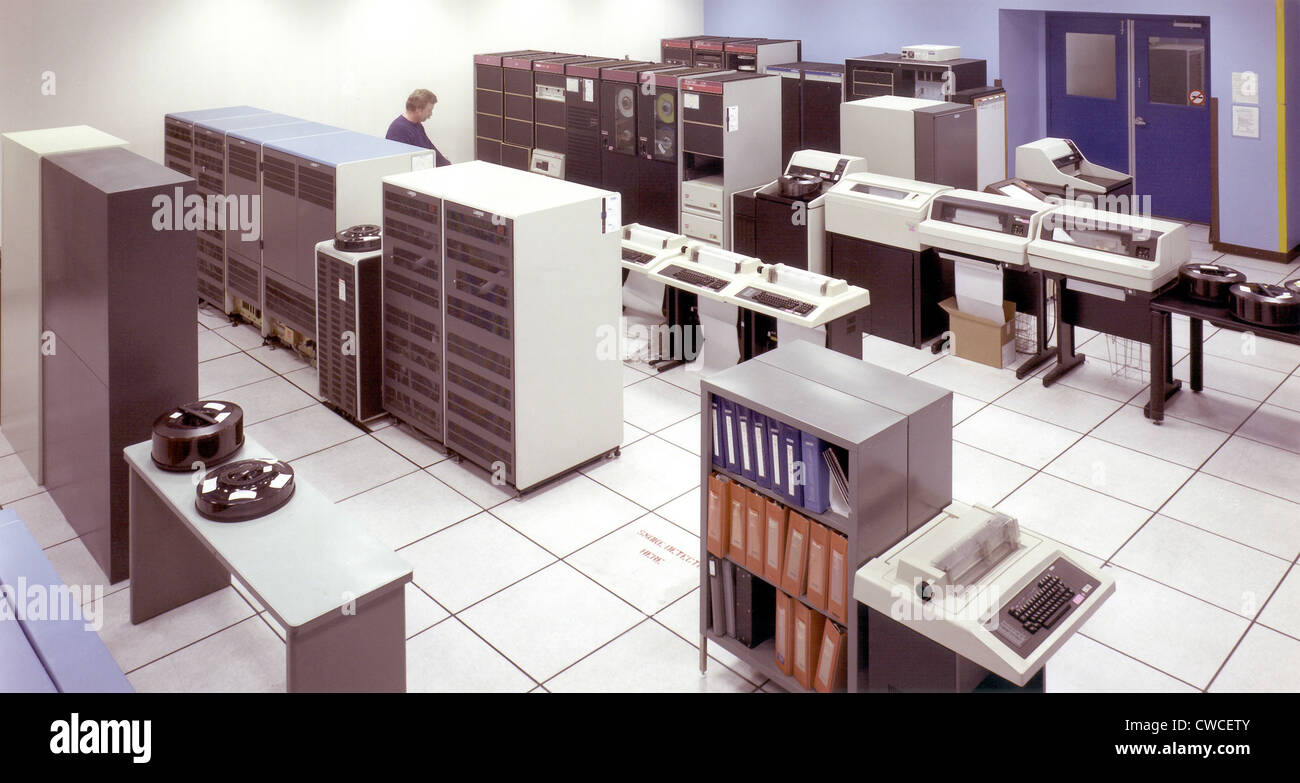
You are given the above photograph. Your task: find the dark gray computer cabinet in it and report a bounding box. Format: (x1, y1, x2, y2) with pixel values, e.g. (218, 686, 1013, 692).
(41, 147, 198, 583)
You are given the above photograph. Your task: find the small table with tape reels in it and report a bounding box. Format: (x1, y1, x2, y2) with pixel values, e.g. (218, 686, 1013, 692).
(126, 401, 412, 691)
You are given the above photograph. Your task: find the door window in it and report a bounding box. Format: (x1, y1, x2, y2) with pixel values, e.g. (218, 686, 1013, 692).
(1065, 32, 1117, 99)
(1147, 37, 1205, 105)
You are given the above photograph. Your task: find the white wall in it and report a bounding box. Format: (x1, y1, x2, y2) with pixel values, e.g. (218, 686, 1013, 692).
(0, 0, 704, 238)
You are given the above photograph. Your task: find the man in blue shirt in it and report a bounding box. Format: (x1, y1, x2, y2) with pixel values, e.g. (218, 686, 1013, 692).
(386, 89, 451, 166)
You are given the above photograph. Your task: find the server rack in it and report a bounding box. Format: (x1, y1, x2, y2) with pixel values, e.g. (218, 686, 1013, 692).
(382, 162, 622, 492)
(260, 132, 430, 356)
(723, 38, 801, 73)
(692, 37, 755, 69)
(661, 35, 725, 65)
(600, 62, 688, 226)
(565, 58, 641, 188)
(316, 238, 384, 422)
(41, 147, 197, 583)
(500, 52, 568, 170)
(768, 62, 845, 165)
(163, 105, 265, 177)
(224, 121, 345, 322)
(192, 113, 299, 307)
(533, 56, 604, 164)
(844, 53, 986, 101)
(474, 50, 548, 165)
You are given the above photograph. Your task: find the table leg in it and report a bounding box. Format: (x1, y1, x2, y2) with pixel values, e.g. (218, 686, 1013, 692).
(129, 468, 229, 625)
(1016, 270, 1056, 379)
(286, 584, 406, 693)
(1189, 318, 1204, 392)
(1042, 277, 1085, 387)
(1143, 310, 1183, 422)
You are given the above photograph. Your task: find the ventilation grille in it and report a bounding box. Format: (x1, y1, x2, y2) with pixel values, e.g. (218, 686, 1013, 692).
(226, 252, 260, 302)
(227, 145, 259, 183)
(446, 419, 511, 479)
(565, 103, 601, 184)
(316, 253, 358, 417)
(447, 333, 512, 381)
(446, 295, 511, 340)
(263, 156, 295, 195)
(297, 165, 335, 210)
(447, 362, 512, 411)
(446, 392, 512, 444)
(264, 277, 315, 337)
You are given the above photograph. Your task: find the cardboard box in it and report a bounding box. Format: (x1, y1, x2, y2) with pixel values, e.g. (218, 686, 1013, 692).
(939, 297, 1016, 369)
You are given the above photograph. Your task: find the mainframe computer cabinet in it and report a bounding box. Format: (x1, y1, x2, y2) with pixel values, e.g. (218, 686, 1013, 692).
(1, 125, 127, 486)
(41, 147, 198, 583)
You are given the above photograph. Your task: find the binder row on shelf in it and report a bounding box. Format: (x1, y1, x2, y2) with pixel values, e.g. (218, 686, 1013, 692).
(706, 473, 850, 622)
(776, 591, 847, 692)
(710, 394, 847, 516)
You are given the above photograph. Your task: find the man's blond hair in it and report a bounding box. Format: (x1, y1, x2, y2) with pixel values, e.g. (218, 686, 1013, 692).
(406, 89, 437, 112)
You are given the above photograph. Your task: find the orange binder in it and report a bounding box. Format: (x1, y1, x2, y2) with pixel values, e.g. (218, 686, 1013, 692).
(813, 621, 846, 693)
(745, 489, 765, 573)
(827, 532, 850, 624)
(706, 474, 727, 558)
(805, 522, 830, 611)
(780, 511, 811, 597)
(762, 500, 787, 584)
(793, 602, 827, 690)
(774, 590, 794, 675)
(727, 484, 747, 563)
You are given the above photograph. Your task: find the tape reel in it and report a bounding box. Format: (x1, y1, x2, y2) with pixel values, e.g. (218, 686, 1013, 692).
(617, 87, 635, 118)
(334, 224, 382, 252)
(151, 401, 245, 471)
(656, 92, 675, 124)
(195, 458, 296, 522)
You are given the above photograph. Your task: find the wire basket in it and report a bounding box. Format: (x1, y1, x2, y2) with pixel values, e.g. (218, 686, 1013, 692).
(1012, 296, 1057, 354)
(1105, 335, 1149, 380)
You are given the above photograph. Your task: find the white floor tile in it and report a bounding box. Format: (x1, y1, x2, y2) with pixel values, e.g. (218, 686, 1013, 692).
(400, 512, 554, 613)
(198, 353, 276, 397)
(458, 562, 643, 682)
(1236, 404, 1300, 455)
(0, 453, 42, 504)
(1046, 634, 1197, 693)
(282, 366, 324, 402)
(196, 307, 231, 330)
(623, 364, 650, 387)
(291, 437, 417, 503)
(93, 586, 255, 673)
(209, 322, 265, 350)
(994, 379, 1124, 433)
(910, 355, 1026, 402)
(335, 470, 479, 551)
(1053, 356, 1150, 403)
(6, 491, 76, 548)
(492, 473, 644, 557)
(1267, 374, 1300, 412)
(622, 421, 649, 448)
(567, 514, 700, 615)
(862, 335, 941, 376)
(405, 584, 449, 638)
(952, 406, 1081, 469)
(951, 442, 1035, 507)
(1213, 252, 1294, 279)
(1044, 437, 1193, 511)
(655, 487, 701, 535)
(582, 435, 699, 510)
(1172, 353, 1289, 402)
(425, 458, 513, 509)
(406, 618, 535, 693)
(622, 376, 701, 433)
(1208, 624, 1300, 693)
(0, 431, 13, 459)
(196, 329, 239, 362)
(997, 474, 1151, 561)
(1161, 473, 1300, 561)
(653, 589, 768, 686)
(1257, 566, 1300, 640)
(546, 619, 752, 693)
(127, 617, 285, 693)
(951, 393, 985, 426)
(655, 362, 713, 394)
(1091, 403, 1230, 468)
(1112, 516, 1290, 617)
(657, 413, 702, 456)
(209, 376, 316, 426)
(42, 537, 126, 599)
(246, 343, 312, 375)
(370, 423, 446, 468)
(1202, 436, 1300, 504)
(244, 404, 364, 461)
(1081, 566, 1249, 690)
(1201, 328, 1300, 374)
(1128, 386, 1260, 433)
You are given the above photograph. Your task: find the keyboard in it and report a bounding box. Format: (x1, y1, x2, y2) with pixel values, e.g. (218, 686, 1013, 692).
(735, 286, 816, 316)
(621, 247, 657, 266)
(662, 264, 728, 292)
(1006, 574, 1075, 634)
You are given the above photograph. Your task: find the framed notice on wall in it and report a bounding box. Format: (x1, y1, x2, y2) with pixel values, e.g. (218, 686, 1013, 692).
(1232, 105, 1260, 139)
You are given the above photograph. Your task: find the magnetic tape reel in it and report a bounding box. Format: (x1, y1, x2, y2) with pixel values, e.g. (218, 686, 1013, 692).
(656, 92, 676, 124)
(334, 224, 382, 252)
(1229, 282, 1300, 328)
(616, 87, 635, 118)
(151, 401, 245, 471)
(195, 458, 296, 522)
(1179, 263, 1246, 305)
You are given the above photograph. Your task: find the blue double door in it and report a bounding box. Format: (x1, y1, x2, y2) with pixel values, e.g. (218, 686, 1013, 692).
(1047, 13, 1211, 223)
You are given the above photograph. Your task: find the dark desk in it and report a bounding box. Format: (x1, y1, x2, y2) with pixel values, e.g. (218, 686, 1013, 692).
(1146, 290, 1300, 423)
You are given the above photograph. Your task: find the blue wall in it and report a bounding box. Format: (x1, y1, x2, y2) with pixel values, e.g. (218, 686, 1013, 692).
(704, 0, 1284, 252)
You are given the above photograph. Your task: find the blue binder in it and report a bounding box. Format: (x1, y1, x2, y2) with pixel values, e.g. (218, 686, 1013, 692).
(710, 396, 723, 467)
(752, 413, 772, 490)
(800, 431, 830, 514)
(770, 416, 786, 497)
(720, 398, 740, 474)
(737, 405, 755, 481)
(779, 422, 805, 508)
